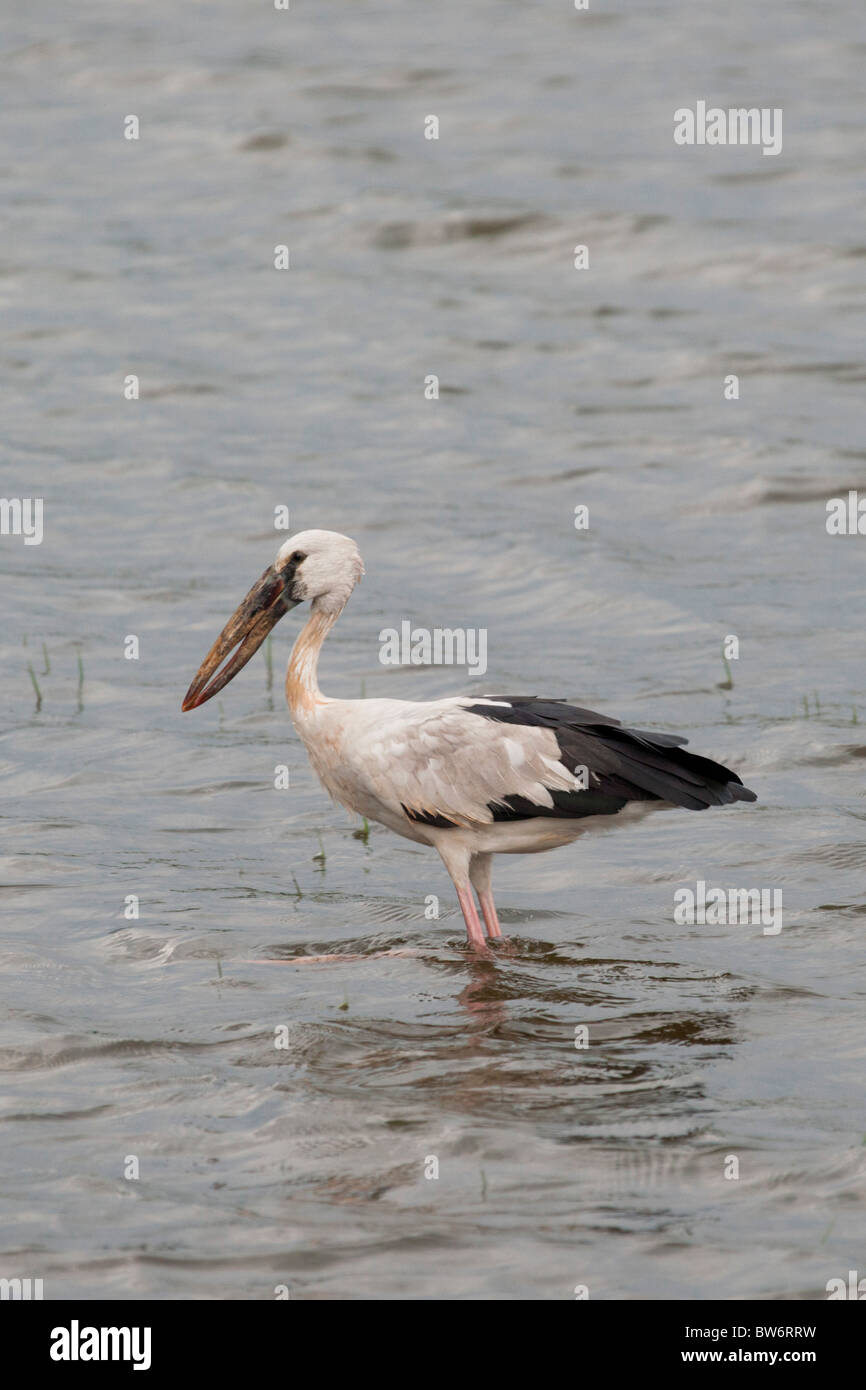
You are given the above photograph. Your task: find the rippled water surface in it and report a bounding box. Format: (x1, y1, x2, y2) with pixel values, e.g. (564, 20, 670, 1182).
(2, 1, 865, 1299)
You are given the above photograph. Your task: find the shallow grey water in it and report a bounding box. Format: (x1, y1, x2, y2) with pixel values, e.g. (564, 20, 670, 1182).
(1, 1, 865, 1299)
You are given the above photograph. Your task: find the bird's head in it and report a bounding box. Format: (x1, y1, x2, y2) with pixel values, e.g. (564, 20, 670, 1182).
(181, 529, 363, 711)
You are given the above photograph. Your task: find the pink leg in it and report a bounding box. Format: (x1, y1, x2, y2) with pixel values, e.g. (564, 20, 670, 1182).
(456, 883, 490, 953)
(469, 853, 504, 941)
(478, 887, 502, 939)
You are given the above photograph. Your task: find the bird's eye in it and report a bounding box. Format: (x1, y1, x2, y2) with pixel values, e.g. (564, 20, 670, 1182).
(284, 550, 306, 568)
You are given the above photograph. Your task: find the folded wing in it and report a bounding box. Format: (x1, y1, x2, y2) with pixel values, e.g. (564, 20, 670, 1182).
(349, 695, 757, 829)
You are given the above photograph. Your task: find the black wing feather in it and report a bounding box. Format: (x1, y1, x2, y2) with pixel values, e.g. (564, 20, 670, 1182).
(466, 697, 757, 821)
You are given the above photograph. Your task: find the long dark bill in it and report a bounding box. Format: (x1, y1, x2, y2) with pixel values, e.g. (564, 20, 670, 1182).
(181, 566, 299, 711)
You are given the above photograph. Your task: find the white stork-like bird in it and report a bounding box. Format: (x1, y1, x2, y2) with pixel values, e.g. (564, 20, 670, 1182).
(182, 530, 756, 952)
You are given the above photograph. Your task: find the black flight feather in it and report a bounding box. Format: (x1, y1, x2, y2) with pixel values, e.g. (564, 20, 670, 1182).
(465, 697, 757, 822)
